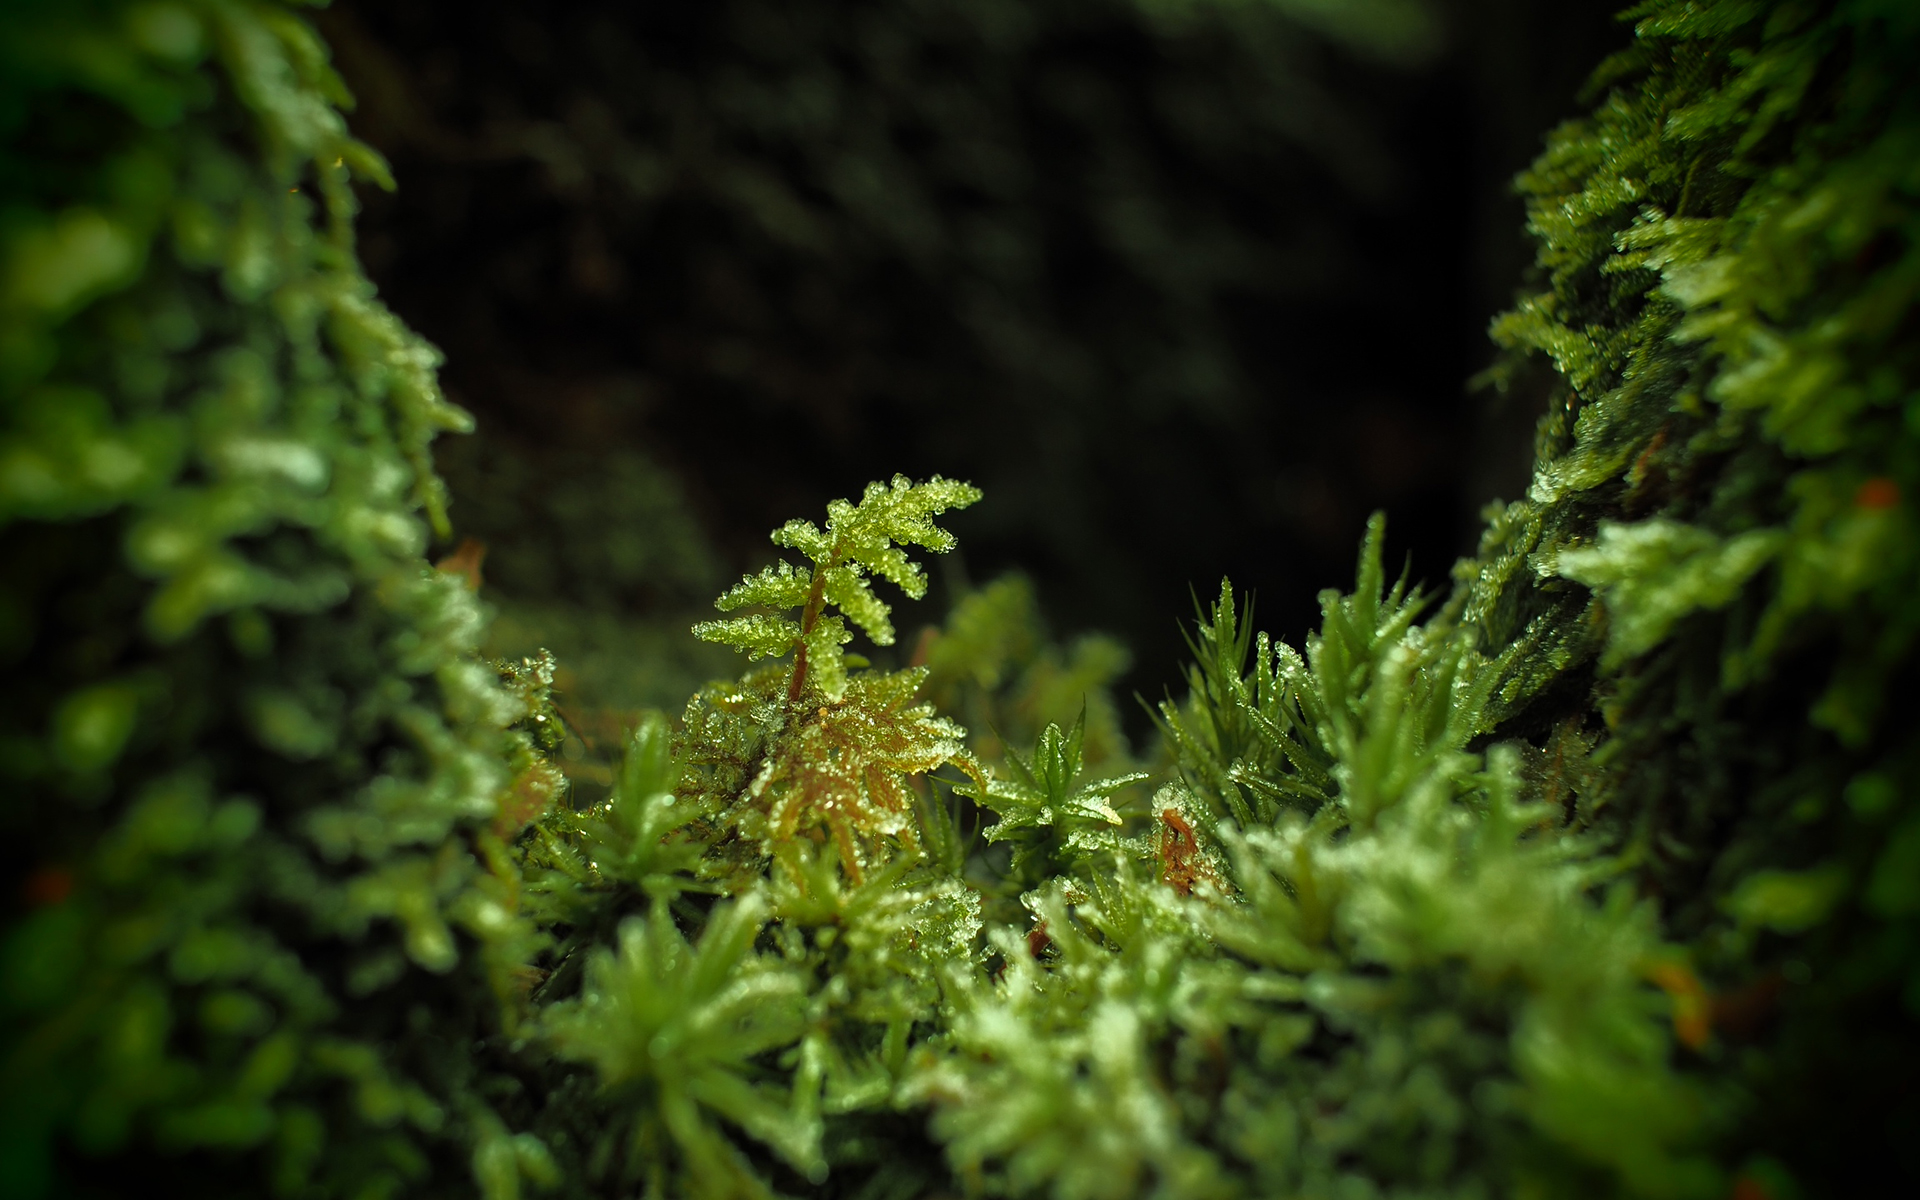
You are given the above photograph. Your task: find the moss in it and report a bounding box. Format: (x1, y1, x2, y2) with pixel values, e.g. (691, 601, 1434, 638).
(0, 3, 551, 1195)
(1468, 0, 1920, 1188)
(7, 1, 1917, 1197)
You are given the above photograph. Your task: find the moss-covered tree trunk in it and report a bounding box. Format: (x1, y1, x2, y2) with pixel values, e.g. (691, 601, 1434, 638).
(1464, 2, 1920, 1188)
(0, 4, 555, 1196)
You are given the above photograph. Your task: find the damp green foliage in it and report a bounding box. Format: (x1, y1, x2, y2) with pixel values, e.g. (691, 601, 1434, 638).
(494, 488, 1003, 1200)
(11, 0, 1920, 1196)
(0, 1, 567, 1197)
(695, 474, 981, 702)
(1460, 0, 1920, 1190)
(680, 476, 986, 886)
(914, 579, 1147, 930)
(733, 9, 1920, 1183)
(526, 2, 1919, 1191)
(960, 711, 1148, 888)
(1554, 518, 1785, 666)
(906, 524, 1719, 1200)
(543, 895, 820, 1199)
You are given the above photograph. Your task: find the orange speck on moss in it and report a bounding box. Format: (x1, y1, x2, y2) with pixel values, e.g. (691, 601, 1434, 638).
(22, 866, 73, 907)
(1856, 477, 1901, 510)
(1628, 426, 1670, 489)
(1647, 961, 1712, 1050)
(1027, 919, 1051, 958)
(435, 537, 488, 590)
(1159, 807, 1203, 896)
(1730, 1174, 1772, 1200)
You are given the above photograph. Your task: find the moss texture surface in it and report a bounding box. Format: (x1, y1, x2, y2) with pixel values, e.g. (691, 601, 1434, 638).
(3, 1, 1916, 1197)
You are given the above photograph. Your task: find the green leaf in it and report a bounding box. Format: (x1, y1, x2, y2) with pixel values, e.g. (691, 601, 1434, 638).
(712, 560, 812, 613)
(1557, 519, 1784, 665)
(692, 613, 803, 660)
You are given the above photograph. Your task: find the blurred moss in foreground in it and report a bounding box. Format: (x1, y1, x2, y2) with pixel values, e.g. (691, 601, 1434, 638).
(1, 1, 557, 1195)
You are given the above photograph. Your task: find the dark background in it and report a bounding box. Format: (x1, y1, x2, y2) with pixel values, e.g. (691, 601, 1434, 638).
(320, 0, 1625, 728)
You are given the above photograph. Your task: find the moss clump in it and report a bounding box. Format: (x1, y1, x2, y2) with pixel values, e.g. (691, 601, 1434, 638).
(1468, 1, 1920, 1188)
(1, 3, 554, 1195)
(6, 1, 1917, 1197)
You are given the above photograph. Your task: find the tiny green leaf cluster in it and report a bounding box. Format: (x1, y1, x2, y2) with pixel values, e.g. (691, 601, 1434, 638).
(963, 712, 1147, 887)
(694, 474, 982, 703)
(544, 895, 820, 1196)
(681, 477, 986, 883)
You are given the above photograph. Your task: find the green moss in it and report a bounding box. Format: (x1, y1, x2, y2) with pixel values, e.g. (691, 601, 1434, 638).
(1463, 0, 1920, 1190)
(0, 3, 552, 1195)
(7, 0, 1917, 1196)
(903, 1, 1920, 1194)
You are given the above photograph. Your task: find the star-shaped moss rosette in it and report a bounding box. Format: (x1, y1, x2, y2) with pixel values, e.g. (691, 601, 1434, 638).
(961, 710, 1148, 886)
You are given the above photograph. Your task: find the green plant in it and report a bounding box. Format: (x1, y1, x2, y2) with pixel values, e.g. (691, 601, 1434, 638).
(1464, 0, 1920, 1188)
(0, 2, 558, 1196)
(959, 711, 1146, 891)
(9, 0, 1918, 1197)
(908, 526, 1716, 1200)
(903, 0, 1920, 1191)
(494, 478, 991, 1198)
(683, 474, 986, 877)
